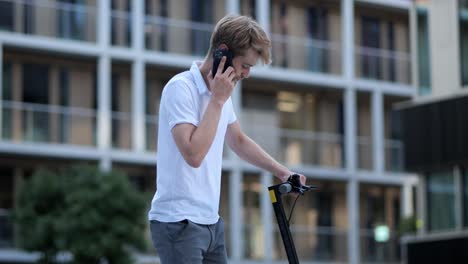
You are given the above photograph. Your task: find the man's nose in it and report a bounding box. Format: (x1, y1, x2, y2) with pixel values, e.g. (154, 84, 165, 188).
(243, 68, 250, 78)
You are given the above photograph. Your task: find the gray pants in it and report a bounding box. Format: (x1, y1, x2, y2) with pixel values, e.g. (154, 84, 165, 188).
(150, 218, 228, 264)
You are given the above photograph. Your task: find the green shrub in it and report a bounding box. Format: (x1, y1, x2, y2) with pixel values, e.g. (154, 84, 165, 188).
(14, 166, 147, 264)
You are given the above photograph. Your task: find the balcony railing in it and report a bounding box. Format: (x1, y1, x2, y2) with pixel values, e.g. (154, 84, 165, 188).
(356, 46, 411, 84)
(145, 114, 158, 152)
(2, 100, 97, 146)
(0, 0, 97, 42)
(111, 111, 131, 150)
(244, 124, 344, 168)
(144, 15, 213, 57)
(111, 9, 131, 47)
(358, 136, 405, 172)
(272, 225, 348, 261)
(358, 136, 373, 170)
(385, 139, 404, 172)
(270, 33, 342, 74)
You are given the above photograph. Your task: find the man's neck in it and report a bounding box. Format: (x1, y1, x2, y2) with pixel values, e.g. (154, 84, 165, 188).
(199, 60, 212, 91)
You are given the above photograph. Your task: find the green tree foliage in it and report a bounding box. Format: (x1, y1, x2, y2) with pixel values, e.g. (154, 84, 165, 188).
(14, 166, 148, 264)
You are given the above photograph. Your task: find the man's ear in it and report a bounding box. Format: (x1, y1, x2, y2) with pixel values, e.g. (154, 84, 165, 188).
(218, 43, 228, 50)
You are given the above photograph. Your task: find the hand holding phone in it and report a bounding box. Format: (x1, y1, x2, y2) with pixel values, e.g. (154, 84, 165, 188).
(212, 48, 233, 77)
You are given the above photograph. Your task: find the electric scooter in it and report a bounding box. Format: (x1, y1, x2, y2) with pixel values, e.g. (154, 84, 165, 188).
(268, 174, 318, 264)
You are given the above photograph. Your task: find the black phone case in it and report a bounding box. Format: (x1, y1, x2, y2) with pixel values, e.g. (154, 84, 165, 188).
(212, 48, 233, 77)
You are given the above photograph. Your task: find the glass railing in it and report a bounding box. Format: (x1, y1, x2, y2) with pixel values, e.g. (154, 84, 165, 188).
(2, 100, 97, 146)
(0, 208, 13, 248)
(385, 139, 404, 172)
(273, 226, 348, 262)
(111, 9, 131, 47)
(270, 33, 342, 74)
(358, 136, 373, 170)
(145, 114, 158, 152)
(355, 46, 411, 84)
(357, 136, 404, 172)
(244, 124, 344, 168)
(111, 111, 131, 150)
(0, 0, 97, 42)
(360, 228, 401, 263)
(144, 15, 213, 57)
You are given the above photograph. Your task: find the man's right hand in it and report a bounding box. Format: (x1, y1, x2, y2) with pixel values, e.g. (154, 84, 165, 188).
(207, 56, 236, 105)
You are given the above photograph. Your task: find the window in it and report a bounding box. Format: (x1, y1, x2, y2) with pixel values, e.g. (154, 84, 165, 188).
(23, 0, 34, 34)
(387, 22, 396, 82)
(111, 73, 119, 148)
(22, 63, 50, 142)
(427, 171, 455, 231)
(0, 1, 13, 31)
(2, 62, 12, 139)
(459, 0, 468, 86)
(417, 8, 431, 95)
(307, 6, 329, 72)
(191, 0, 213, 56)
(361, 16, 381, 79)
(243, 173, 262, 259)
(58, 0, 86, 40)
(59, 68, 69, 143)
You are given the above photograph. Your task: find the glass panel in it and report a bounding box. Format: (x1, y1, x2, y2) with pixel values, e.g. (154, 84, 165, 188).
(355, 10, 411, 84)
(111, 0, 132, 47)
(219, 171, 230, 257)
(417, 8, 431, 95)
(2, 62, 12, 140)
(242, 89, 344, 167)
(460, 0, 468, 86)
(57, 0, 87, 40)
(243, 173, 263, 259)
(384, 97, 405, 172)
(0, 1, 14, 31)
(145, 72, 165, 152)
(427, 171, 455, 231)
(191, 0, 213, 56)
(360, 184, 401, 263)
(357, 92, 372, 170)
(269, 0, 342, 74)
(111, 69, 132, 150)
(145, 0, 169, 51)
(2, 0, 96, 41)
(361, 16, 382, 80)
(22, 63, 49, 142)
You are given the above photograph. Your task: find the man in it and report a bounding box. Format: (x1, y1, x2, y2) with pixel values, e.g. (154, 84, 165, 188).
(149, 15, 306, 264)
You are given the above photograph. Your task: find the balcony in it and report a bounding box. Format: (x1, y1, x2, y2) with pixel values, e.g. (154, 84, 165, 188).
(0, 0, 97, 42)
(144, 15, 213, 57)
(270, 33, 342, 74)
(2, 100, 97, 146)
(244, 124, 344, 168)
(355, 45, 411, 84)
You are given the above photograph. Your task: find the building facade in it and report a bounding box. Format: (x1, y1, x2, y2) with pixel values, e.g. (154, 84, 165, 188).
(0, 0, 417, 263)
(399, 0, 468, 263)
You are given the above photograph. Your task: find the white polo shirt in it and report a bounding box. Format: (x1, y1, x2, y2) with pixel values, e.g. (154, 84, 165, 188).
(148, 61, 237, 225)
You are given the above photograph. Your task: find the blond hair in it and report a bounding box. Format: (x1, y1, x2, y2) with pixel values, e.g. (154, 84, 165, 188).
(207, 15, 271, 64)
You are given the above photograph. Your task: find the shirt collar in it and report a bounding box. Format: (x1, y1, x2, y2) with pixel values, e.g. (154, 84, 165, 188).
(190, 61, 211, 95)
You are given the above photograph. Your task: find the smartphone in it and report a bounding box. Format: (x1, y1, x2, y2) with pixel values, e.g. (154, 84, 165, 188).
(212, 48, 233, 77)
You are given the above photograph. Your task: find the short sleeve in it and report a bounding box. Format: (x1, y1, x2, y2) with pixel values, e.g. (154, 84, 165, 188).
(163, 81, 199, 129)
(227, 98, 237, 124)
